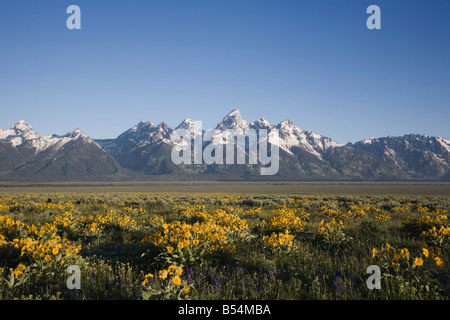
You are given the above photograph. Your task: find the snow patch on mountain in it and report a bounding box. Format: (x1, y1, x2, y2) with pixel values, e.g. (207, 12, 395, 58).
(437, 137, 450, 154)
(275, 119, 343, 158)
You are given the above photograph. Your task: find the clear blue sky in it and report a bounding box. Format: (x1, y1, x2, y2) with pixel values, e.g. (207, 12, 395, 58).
(0, 0, 449, 143)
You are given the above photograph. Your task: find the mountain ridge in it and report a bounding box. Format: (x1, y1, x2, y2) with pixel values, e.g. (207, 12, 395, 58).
(1, 110, 449, 181)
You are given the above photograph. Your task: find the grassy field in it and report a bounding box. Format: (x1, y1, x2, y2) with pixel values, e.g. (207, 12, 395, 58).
(0, 183, 449, 300)
(1, 181, 450, 195)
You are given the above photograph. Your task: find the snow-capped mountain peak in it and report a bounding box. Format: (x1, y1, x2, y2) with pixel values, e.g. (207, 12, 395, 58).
(116, 121, 173, 150)
(175, 118, 203, 138)
(118, 121, 155, 141)
(66, 128, 91, 140)
(225, 108, 241, 118)
(176, 118, 195, 128)
(361, 137, 376, 144)
(131, 121, 155, 133)
(216, 109, 249, 131)
(12, 120, 33, 133)
(0, 121, 36, 144)
(277, 119, 298, 131)
(250, 117, 274, 130)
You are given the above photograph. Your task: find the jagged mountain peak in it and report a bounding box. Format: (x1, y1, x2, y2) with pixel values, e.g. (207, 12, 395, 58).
(12, 120, 33, 133)
(127, 120, 172, 132)
(116, 120, 173, 149)
(277, 119, 297, 130)
(158, 121, 171, 130)
(0, 120, 39, 148)
(132, 121, 155, 130)
(276, 119, 303, 140)
(175, 118, 203, 138)
(226, 108, 241, 118)
(0, 120, 34, 136)
(250, 117, 274, 130)
(65, 128, 92, 141)
(216, 109, 249, 131)
(119, 121, 155, 139)
(176, 118, 196, 128)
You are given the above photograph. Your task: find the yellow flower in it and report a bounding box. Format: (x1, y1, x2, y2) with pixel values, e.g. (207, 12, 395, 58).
(400, 248, 409, 258)
(172, 275, 182, 286)
(183, 287, 191, 295)
(422, 248, 429, 258)
(44, 255, 51, 262)
(193, 239, 199, 245)
(414, 257, 424, 267)
(158, 269, 168, 280)
(385, 242, 391, 252)
(13, 269, 22, 277)
(166, 246, 174, 253)
(11, 264, 26, 277)
(372, 248, 377, 259)
(142, 273, 154, 287)
(434, 256, 443, 268)
(168, 265, 183, 276)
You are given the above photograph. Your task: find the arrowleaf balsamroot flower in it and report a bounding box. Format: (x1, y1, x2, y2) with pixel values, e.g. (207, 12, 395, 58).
(414, 257, 424, 267)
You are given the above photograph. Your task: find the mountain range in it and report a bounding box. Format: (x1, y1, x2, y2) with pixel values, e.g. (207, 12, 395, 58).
(1, 110, 449, 181)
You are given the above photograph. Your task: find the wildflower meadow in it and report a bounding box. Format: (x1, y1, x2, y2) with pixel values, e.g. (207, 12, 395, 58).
(0, 192, 449, 300)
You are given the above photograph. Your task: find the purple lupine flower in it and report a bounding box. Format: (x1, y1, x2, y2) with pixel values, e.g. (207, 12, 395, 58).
(333, 275, 346, 295)
(213, 278, 221, 292)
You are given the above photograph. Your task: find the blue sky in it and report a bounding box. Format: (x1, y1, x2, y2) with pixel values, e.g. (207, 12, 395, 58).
(0, 0, 449, 143)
